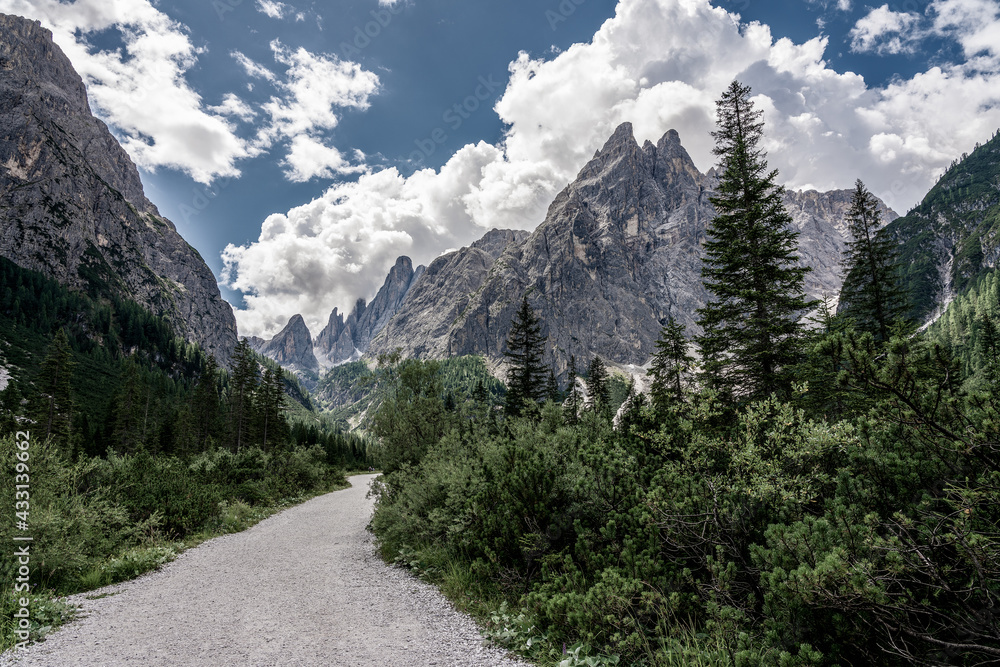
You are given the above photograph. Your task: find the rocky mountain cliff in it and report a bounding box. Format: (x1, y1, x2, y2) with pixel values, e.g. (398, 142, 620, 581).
(367, 123, 896, 375)
(313, 256, 424, 367)
(877, 130, 1000, 324)
(258, 314, 319, 373)
(0, 14, 237, 363)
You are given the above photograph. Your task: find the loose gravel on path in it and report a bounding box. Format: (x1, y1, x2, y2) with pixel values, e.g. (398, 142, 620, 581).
(3, 474, 532, 667)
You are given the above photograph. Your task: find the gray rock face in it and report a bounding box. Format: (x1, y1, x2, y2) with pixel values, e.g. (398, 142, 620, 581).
(370, 123, 896, 375)
(371, 230, 529, 358)
(259, 314, 319, 373)
(314, 256, 424, 366)
(0, 15, 238, 364)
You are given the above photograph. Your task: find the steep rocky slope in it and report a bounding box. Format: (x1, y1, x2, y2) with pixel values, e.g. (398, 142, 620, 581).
(0, 14, 237, 363)
(368, 123, 895, 374)
(314, 256, 424, 367)
(876, 130, 1000, 324)
(259, 314, 319, 373)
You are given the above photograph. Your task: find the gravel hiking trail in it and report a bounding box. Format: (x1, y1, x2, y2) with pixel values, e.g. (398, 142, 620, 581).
(3, 474, 531, 667)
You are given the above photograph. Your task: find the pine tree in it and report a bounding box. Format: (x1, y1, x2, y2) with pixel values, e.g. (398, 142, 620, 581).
(504, 295, 548, 415)
(228, 338, 260, 451)
(546, 367, 560, 403)
(255, 366, 288, 450)
(587, 355, 610, 415)
(839, 179, 910, 343)
(111, 357, 145, 453)
(979, 314, 1000, 387)
(36, 328, 75, 448)
(564, 354, 582, 425)
(649, 318, 694, 413)
(695, 80, 815, 402)
(191, 355, 222, 452)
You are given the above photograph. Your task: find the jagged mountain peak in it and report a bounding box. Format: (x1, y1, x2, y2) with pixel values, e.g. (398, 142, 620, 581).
(471, 229, 530, 259)
(368, 123, 897, 377)
(308, 254, 425, 368)
(260, 314, 318, 373)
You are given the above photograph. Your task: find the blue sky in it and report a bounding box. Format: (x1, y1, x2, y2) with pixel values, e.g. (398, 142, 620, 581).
(4, 0, 1000, 337)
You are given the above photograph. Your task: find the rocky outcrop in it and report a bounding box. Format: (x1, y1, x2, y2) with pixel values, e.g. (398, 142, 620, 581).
(784, 188, 897, 303)
(259, 314, 319, 373)
(0, 14, 238, 363)
(314, 256, 425, 366)
(369, 123, 897, 375)
(371, 229, 529, 359)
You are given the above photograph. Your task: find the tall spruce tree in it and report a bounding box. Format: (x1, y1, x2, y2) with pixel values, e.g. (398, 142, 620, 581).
(546, 367, 561, 403)
(695, 80, 815, 402)
(649, 318, 694, 413)
(36, 328, 75, 448)
(839, 179, 910, 342)
(255, 366, 288, 450)
(228, 338, 259, 451)
(587, 355, 610, 415)
(111, 357, 145, 453)
(191, 355, 222, 451)
(503, 296, 548, 415)
(564, 354, 582, 425)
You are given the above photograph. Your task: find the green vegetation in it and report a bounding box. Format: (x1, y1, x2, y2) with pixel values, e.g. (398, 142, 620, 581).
(369, 324, 1000, 665)
(926, 268, 1000, 391)
(0, 257, 370, 649)
(313, 353, 505, 425)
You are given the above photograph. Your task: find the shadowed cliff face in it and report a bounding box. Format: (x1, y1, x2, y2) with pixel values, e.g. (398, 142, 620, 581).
(369, 123, 897, 375)
(260, 314, 319, 373)
(0, 14, 237, 364)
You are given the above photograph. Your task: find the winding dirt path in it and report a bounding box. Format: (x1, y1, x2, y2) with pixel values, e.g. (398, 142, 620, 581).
(4, 475, 529, 667)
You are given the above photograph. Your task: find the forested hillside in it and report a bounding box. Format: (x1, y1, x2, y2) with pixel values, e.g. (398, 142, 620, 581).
(878, 129, 1000, 324)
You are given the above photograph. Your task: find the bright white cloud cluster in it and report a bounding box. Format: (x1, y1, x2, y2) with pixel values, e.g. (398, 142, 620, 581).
(0, 0, 250, 183)
(256, 0, 289, 19)
(233, 41, 380, 182)
(259, 41, 380, 143)
(851, 0, 1000, 57)
(850, 5, 924, 54)
(224, 0, 1000, 337)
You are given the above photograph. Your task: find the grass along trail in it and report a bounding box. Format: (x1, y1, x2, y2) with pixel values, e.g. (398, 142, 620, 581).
(2, 474, 530, 667)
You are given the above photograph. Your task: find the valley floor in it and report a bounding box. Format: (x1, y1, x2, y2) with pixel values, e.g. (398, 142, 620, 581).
(1, 475, 528, 667)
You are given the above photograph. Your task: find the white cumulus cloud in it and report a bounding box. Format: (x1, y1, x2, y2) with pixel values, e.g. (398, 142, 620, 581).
(0, 0, 250, 183)
(256, 0, 289, 19)
(850, 5, 924, 54)
(282, 136, 367, 182)
(256, 40, 380, 145)
(851, 0, 1000, 57)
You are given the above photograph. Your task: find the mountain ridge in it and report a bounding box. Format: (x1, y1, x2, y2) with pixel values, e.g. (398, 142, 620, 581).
(364, 122, 897, 375)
